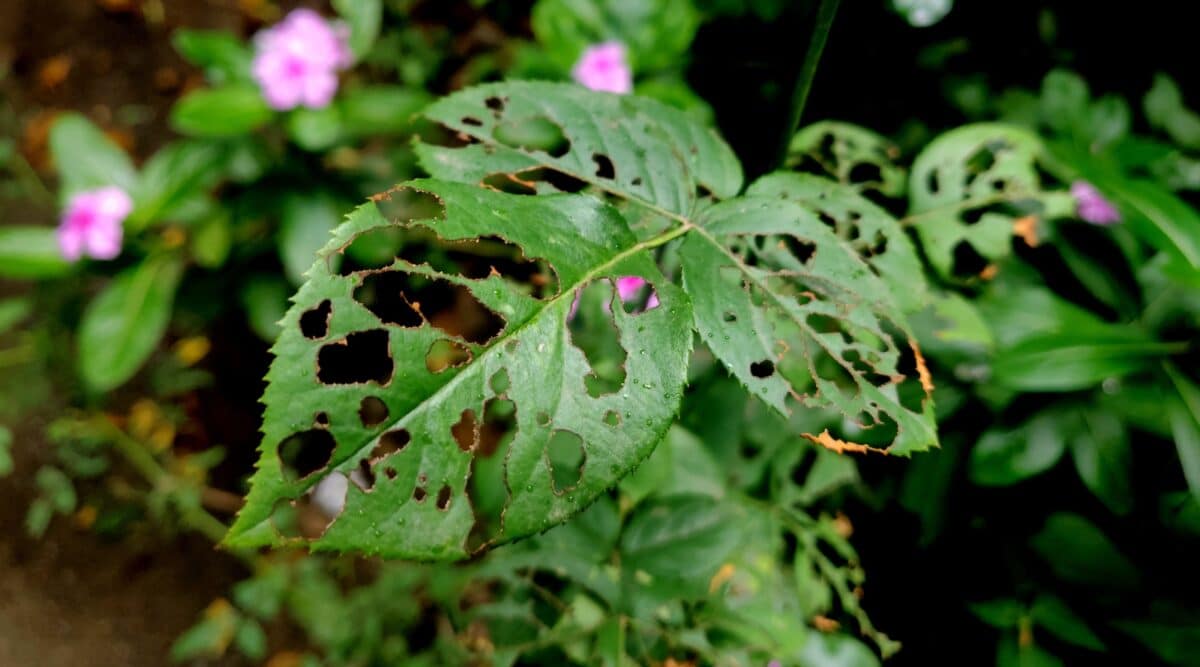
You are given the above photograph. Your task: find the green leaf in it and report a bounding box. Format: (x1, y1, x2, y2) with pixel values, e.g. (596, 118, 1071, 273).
(619, 494, 743, 599)
(225, 179, 693, 558)
(747, 171, 927, 313)
(191, 212, 233, 268)
(996, 639, 1064, 667)
(339, 86, 432, 137)
(1166, 365, 1200, 503)
(991, 330, 1172, 392)
(1113, 619, 1200, 665)
(332, 0, 383, 62)
(279, 192, 346, 285)
(49, 113, 138, 199)
(0, 226, 71, 279)
(417, 81, 742, 216)
(239, 275, 290, 342)
(0, 425, 13, 477)
(680, 196, 937, 455)
(1048, 142, 1200, 275)
(531, 0, 700, 73)
(1144, 73, 1200, 150)
(969, 410, 1067, 487)
(1068, 409, 1132, 514)
(1030, 513, 1140, 590)
(131, 140, 229, 228)
(287, 106, 344, 152)
(172, 30, 252, 83)
(171, 86, 273, 138)
(1039, 69, 1090, 139)
(908, 124, 1047, 280)
(968, 598, 1024, 628)
(787, 121, 906, 196)
(233, 618, 268, 661)
(1030, 595, 1104, 651)
(77, 257, 183, 392)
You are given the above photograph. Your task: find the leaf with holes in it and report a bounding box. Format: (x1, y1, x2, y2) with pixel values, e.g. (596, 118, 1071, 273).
(747, 172, 927, 313)
(224, 179, 692, 559)
(908, 124, 1051, 280)
(415, 81, 742, 216)
(680, 196, 937, 456)
(786, 121, 906, 197)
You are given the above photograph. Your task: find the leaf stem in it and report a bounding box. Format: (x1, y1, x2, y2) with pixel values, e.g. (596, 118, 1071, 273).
(776, 0, 842, 168)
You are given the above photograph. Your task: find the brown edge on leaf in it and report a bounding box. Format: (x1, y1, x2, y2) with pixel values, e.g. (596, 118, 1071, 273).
(911, 341, 934, 396)
(802, 429, 885, 456)
(1012, 215, 1039, 247)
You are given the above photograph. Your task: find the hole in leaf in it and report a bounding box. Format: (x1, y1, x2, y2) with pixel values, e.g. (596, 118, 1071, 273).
(372, 187, 446, 226)
(354, 272, 506, 344)
(370, 429, 410, 462)
(784, 235, 817, 265)
(631, 177, 642, 186)
(269, 498, 301, 539)
(339, 226, 406, 274)
(452, 408, 478, 452)
(614, 276, 660, 314)
(314, 411, 329, 427)
(358, 396, 389, 428)
(848, 162, 883, 185)
(413, 486, 427, 502)
(384, 467, 397, 480)
(492, 116, 570, 157)
(926, 170, 940, 194)
(750, 360, 776, 378)
(593, 153, 615, 179)
(482, 172, 537, 195)
(307, 471, 348, 525)
(317, 329, 393, 385)
(436, 484, 452, 510)
(493, 167, 588, 194)
(723, 312, 737, 323)
(568, 280, 628, 397)
(300, 300, 332, 339)
(426, 339, 472, 373)
(400, 228, 558, 297)
(603, 410, 620, 427)
(547, 429, 585, 493)
(951, 240, 990, 278)
(485, 96, 505, 114)
(536, 411, 552, 427)
(461, 116, 483, 127)
(490, 368, 511, 395)
(352, 459, 376, 491)
(278, 429, 337, 481)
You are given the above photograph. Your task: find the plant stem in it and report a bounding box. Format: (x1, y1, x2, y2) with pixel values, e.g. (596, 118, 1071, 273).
(776, 0, 842, 168)
(94, 416, 257, 563)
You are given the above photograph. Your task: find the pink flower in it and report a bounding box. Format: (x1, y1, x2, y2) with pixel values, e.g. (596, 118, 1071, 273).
(615, 276, 659, 310)
(1071, 181, 1121, 225)
(569, 276, 659, 320)
(57, 186, 131, 261)
(251, 9, 352, 111)
(572, 42, 633, 94)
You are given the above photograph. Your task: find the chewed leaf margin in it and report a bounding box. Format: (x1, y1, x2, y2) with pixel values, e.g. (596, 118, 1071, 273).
(224, 178, 694, 559)
(681, 196, 937, 456)
(415, 80, 743, 216)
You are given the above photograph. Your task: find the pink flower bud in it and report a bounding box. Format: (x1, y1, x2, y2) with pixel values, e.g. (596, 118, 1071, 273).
(57, 186, 131, 262)
(251, 9, 353, 111)
(572, 42, 633, 95)
(1070, 181, 1121, 225)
